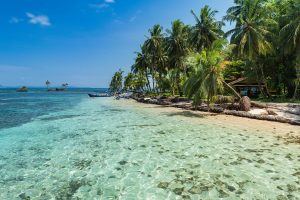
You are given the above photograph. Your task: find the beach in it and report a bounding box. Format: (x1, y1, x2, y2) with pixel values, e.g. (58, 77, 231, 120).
(0, 92, 299, 199)
(119, 99, 300, 139)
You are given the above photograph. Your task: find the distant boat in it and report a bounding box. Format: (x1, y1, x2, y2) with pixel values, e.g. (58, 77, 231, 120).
(17, 86, 28, 92)
(88, 93, 110, 98)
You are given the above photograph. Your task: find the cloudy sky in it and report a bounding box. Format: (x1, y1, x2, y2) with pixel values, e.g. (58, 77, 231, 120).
(0, 0, 234, 87)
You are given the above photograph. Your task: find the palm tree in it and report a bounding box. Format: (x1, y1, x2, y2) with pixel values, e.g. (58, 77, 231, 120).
(224, 0, 273, 97)
(144, 25, 168, 91)
(223, 0, 243, 23)
(62, 83, 69, 90)
(132, 45, 151, 91)
(279, 0, 300, 98)
(184, 40, 241, 108)
(166, 20, 190, 95)
(190, 5, 224, 51)
(45, 80, 51, 90)
(109, 70, 123, 94)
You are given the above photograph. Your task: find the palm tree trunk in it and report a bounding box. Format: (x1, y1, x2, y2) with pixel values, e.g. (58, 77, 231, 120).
(222, 80, 241, 99)
(293, 81, 299, 99)
(293, 46, 300, 99)
(254, 65, 266, 98)
(176, 70, 182, 96)
(207, 96, 210, 112)
(145, 71, 151, 91)
(259, 64, 271, 98)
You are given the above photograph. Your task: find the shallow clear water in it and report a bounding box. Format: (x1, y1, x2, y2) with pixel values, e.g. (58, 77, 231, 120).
(0, 91, 299, 199)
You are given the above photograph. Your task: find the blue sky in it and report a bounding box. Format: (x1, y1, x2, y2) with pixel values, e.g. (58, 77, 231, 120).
(0, 0, 234, 87)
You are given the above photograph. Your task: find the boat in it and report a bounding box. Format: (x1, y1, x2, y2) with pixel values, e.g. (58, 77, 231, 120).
(88, 93, 110, 98)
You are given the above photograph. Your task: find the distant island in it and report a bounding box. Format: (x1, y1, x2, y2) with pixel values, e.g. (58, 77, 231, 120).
(46, 80, 69, 91)
(17, 86, 28, 92)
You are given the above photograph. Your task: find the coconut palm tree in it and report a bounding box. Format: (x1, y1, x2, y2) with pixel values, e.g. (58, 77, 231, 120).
(132, 46, 151, 91)
(109, 70, 123, 94)
(184, 40, 241, 108)
(45, 80, 51, 90)
(190, 5, 224, 51)
(224, 0, 273, 97)
(279, 0, 300, 98)
(166, 20, 190, 95)
(144, 24, 168, 91)
(62, 83, 69, 90)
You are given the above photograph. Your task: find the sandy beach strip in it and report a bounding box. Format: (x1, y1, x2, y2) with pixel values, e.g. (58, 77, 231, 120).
(114, 99, 300, 139)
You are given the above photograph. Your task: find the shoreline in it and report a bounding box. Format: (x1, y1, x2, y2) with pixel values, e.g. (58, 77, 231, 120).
(129, 96, 300, 126)
(118, 98, 300, 144)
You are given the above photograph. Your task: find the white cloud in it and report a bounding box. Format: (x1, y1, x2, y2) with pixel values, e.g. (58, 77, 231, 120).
(89, 0, 115, 10)
(129, 10, 142, 22)
(9, 17, 22, 24)
(26, 13, 51, 26)
(89, 3, 109, 9)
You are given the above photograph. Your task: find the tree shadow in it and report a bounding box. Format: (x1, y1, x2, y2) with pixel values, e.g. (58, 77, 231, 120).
(165, 111, 206, 118)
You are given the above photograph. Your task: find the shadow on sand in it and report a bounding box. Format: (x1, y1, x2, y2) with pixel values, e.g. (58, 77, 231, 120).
(164, 111, 207, 118)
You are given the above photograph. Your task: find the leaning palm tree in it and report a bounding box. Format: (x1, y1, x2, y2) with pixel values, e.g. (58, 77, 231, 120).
(224, 0, 273, 97)
(166, 19, 190, 95)
(280, 0, 300, 98)
(190, 5, 224, 51)
(184, 40, 241, 108)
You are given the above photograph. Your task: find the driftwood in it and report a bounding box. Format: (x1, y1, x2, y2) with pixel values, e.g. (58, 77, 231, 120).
(251, 101, 267, 108)
(131, 96, 300, 126)
(223, 110, 300, 125)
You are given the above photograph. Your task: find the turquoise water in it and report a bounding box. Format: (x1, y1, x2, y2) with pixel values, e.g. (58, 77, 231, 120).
(0, 90, 299, 199)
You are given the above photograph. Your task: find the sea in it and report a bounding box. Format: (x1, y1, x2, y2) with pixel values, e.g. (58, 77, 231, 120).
(0, 88, 299, 199)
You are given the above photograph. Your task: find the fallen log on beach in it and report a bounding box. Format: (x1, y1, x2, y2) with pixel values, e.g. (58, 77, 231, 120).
(223, 110, 300, 125)
(130, 95, 300, 126)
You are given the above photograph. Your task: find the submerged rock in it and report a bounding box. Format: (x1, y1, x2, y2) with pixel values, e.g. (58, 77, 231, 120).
(19, 193, 30, 200)
(157, 182, 169, 189)
(173, 187, 184, 195)
(118, 160, 127, 165)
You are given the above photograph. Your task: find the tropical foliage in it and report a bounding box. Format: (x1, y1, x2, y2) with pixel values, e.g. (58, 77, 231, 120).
(110, 0, 300, 103)
(109, 70, 123, 94)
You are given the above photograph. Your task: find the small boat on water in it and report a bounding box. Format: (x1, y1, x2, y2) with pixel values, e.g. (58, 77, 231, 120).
(88, 93, 110, 98)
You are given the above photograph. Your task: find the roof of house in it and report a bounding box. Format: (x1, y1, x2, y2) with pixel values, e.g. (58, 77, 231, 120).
(229, 77, 265, 87)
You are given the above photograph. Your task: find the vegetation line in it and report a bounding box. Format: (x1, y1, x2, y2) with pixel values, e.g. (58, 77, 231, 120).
(109, 0, 300, 105)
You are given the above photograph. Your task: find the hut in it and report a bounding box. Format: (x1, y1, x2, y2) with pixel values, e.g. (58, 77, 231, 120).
(228, 77, 266, 98)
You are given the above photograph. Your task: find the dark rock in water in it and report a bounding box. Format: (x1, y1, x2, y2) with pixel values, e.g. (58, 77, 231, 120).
(19, 193, 30, 200)
(173, 187, 184, 195)
(17, 86, 28, 92)
(73, 159, 92, 170)
(118, 160, 127, 165)
(239, 96, 251, 111)
(157, 182, 169, 189)
(56, 179, 84, 199)
(227, 185, 236, 192)
(287, 184, 297, 192)
(181, 194, 191, 199)
(188, 183, 213, 194)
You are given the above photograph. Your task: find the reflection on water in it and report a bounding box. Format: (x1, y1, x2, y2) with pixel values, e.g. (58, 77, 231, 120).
(0, 98, 299, 199)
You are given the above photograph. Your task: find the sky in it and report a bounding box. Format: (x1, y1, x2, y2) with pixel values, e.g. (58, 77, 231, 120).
(0, 0, 234, 87)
